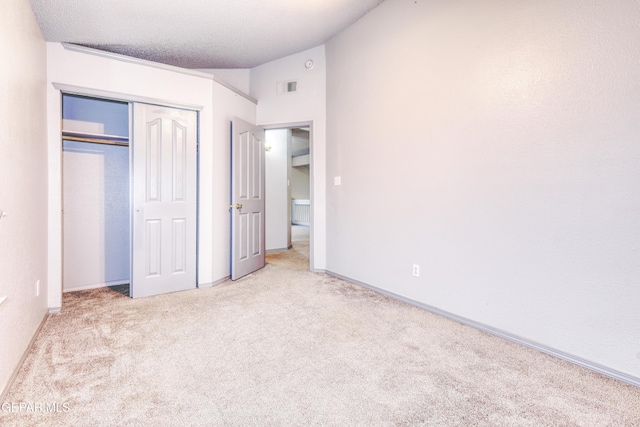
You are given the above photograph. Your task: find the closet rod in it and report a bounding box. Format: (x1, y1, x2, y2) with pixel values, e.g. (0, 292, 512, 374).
(62, 135, 129, 147)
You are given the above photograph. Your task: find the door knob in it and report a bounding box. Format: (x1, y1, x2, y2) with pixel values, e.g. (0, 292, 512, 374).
(236, 203, 243, 210)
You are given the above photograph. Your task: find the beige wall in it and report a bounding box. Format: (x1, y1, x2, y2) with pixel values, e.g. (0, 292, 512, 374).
(326, 0, 640, 380)
(0, 0, 49, 395)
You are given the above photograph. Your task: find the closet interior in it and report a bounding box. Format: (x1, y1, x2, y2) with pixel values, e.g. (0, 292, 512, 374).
(62, 94, 131, 293)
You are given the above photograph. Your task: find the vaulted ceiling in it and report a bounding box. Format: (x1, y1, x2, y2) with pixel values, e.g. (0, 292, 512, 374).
(29, 0, 386, 69)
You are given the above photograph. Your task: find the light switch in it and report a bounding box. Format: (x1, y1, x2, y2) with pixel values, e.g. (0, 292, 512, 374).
(334, 176, 341, 186)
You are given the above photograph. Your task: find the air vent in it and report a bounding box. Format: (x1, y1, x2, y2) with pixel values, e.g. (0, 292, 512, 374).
(277, 80, 298, 95)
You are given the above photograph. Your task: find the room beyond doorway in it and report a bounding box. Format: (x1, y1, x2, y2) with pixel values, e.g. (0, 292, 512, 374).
(291, 225, 310, 253)
(264, 123, 313, 271)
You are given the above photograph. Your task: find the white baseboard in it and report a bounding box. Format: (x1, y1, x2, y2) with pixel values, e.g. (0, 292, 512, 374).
(63, 279, 129, 293)
(325, 270, 640, 389)
(0, 312, 49, 402)
(198, 276, 230, 288)
(266, 246, 293, 253)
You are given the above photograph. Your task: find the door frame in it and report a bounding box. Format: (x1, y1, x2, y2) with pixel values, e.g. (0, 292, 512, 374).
(262, 121, 315, 272)
(50, 84, 203, 309)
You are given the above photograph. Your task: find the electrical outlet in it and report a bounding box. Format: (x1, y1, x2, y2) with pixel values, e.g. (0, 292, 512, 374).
(36, 280, 40, 297)
(412, 264, 420, 277)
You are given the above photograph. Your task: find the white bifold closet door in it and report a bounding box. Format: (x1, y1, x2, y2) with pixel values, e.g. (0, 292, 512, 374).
(131, 103, 197, 298)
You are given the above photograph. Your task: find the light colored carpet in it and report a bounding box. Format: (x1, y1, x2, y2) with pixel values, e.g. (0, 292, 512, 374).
(2, 225, 639, 426)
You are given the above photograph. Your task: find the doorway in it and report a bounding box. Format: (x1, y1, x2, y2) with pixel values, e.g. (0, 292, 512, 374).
(264, 125, 312, 267)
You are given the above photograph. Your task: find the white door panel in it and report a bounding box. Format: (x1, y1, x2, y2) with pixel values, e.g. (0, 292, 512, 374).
(132, 103, 197, 297)
(231, 118, 265, 280)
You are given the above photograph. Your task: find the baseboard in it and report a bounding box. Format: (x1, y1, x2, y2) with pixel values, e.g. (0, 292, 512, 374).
(63, 279, 130, 293)
(325, 270, 640, 389)
(0, 312, 49, 402)
(266, 246, 293, 253)
(198, 276, 230, 288)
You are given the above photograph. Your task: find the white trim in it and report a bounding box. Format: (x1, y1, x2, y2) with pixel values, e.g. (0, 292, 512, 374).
(63, 280, 130, 293)
(262, 121, 315, 130)
(266, 245, 293, 253)
(325, 270, 640, 389)
(62, 43, 212, 79)
(198, 276, 230, 289)
(209, 77, 257, 105)
(53, 83, 204, 111)
(0, 313, 48, 402)
(61, 43, 258, 104)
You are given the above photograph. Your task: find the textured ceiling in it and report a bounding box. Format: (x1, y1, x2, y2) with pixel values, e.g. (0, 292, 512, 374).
(29, 0, 386, 69)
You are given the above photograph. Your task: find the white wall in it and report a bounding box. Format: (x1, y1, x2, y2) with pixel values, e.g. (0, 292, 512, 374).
(291, 167, 310, 200)
(198, 68, 251, 96)
(47, 43, 257, 309)
(265, 129, 291, 251)
(326, 0, 640, 380)
(250, 45, 327, 270)
(291, 130, 311, 200)
(63, 142, 130, 291)
(0, 0, 49, 395)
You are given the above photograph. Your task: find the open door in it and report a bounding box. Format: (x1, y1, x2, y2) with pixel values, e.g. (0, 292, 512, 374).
(131, 103, 197, 297)
(230, 118, 265, 280)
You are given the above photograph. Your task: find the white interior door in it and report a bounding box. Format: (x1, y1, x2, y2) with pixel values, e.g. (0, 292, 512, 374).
(231, 118, 265, 280)
(131, 103, 197, 297)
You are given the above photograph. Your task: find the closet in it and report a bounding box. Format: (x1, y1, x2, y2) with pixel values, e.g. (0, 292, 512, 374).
(62, 94, 130, 293)
(62, 94, 198, 298)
